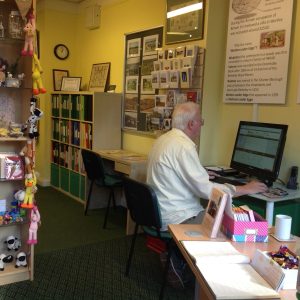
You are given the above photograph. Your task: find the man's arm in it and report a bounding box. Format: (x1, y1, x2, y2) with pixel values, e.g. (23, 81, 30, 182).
(234, 181, 268, 197)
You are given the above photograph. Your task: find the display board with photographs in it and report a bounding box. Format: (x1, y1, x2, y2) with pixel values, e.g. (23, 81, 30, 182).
(123, 27, 205, 134)
(124, 27, 163, 131)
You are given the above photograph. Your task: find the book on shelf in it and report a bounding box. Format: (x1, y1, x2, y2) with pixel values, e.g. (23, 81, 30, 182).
(182, 241, 285, 299)
(202, 187, 228, 238)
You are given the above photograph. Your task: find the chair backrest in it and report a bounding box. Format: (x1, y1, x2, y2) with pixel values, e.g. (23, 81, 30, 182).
(123, 177, 162, 229)
(81, 149, 106, 183)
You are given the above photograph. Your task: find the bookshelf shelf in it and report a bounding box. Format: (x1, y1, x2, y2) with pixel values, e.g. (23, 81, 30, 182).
(50, 92, 122, 203)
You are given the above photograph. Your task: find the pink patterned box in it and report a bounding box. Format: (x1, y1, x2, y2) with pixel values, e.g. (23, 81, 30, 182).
(222, 211, 268, 242)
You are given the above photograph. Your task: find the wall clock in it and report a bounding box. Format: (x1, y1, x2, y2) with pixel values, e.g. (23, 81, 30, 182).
(54, 44, 69, 60)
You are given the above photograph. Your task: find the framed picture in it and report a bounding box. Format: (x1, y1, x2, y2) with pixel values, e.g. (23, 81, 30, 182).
(61, 77, 81, 92)
(143, 34, 159, 56)
(125, 76, 139, 93)
(127, 38, 141, 58)
(141, 75, 155, 94)
(89, 62, 110, 92)
(53, 69, 69, 91)
(166, 0, 205, 44)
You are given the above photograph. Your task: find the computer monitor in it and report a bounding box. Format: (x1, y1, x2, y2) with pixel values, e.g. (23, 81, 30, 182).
(230, 121, 288, 186)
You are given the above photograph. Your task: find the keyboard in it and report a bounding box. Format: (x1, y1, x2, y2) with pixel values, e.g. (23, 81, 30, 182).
(210, 176, 246, 186)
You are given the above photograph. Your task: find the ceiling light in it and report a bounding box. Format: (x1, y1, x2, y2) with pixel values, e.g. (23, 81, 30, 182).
(167, 2, 203, 19)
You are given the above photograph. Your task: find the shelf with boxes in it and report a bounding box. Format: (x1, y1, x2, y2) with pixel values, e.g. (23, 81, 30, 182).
(50, 91, 122, 203)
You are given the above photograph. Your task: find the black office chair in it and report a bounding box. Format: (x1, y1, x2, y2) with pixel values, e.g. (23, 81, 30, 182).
(123, 177, 173, 299)
(81, 149, 123, 229)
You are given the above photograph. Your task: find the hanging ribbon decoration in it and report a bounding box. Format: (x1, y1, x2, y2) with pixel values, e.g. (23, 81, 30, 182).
(15, 0, 33, 20)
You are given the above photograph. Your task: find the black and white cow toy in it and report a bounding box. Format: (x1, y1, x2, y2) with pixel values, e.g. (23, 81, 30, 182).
(4, 235, 21, 251)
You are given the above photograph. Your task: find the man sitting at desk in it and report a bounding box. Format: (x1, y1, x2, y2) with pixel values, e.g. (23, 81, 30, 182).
(146, 101, 268, 287)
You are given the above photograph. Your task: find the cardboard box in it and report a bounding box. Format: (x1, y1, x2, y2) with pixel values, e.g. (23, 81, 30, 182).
(222, 211, 268, 242)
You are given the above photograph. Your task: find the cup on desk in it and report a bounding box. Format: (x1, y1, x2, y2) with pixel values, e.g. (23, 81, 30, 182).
(274, 214, 292, 240)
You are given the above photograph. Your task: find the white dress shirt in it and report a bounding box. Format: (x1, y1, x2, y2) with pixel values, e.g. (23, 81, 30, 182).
(147, 128, 231, 230)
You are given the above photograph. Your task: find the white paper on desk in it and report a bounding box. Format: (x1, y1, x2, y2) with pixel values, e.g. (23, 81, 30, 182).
(181, 241, 250, 264)
(197, 263, 280, 299)
(251, 249, 285, 291)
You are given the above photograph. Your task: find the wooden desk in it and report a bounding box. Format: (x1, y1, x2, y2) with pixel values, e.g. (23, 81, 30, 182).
(168, 223, 300, 300)
(96, 149, 147, 182)
(96, 149, 147, 234)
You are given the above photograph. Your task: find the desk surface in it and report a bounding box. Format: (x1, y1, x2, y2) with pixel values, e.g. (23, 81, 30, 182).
(168, 223, 300, 300)
(96, 149, 147, 164)
(249, 182, 300, 203)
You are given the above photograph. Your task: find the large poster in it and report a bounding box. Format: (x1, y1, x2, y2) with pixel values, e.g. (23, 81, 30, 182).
(223, 0, 293, 104)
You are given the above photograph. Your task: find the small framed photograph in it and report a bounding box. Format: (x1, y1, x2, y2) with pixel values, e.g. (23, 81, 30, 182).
(124, 94, 138, 112)
(141, 75, 155, 94)
(61, 77, 81, 92)
(175, 46, 186, 58)
(155, 94, 167, 107)
(89, 62, 111, 92)
(53, 69, 69, 91)
(125, 76, 139, 93)
(143, 34, 159, 56)
(124, 112, 138, 130)
(140, 95, 155, 112)
(127, 38, 141, 58)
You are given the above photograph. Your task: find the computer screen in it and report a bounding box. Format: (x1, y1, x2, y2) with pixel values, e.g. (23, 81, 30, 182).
(230, 121, 288, 186)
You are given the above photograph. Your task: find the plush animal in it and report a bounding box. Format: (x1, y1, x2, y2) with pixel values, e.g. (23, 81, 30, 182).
(15, 252, 27, 268)
(32, 53, 46, 95)
(4, 235, 21, 251)
(23, 98, 44, 139)
(21, 15, 35, 56)
(14, 189, 25, 204)
(20, 140, 34, 176)
(0, 254, 13, 271)
(27, 206, 41, 244)
(21, 170, 37, 209)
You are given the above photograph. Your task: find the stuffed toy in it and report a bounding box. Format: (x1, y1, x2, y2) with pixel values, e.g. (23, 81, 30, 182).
(32, 53, 46, 95)
(21, 170, 37, 209)
(14, 189, 25, 203)
(15, 252, 27, 268)
(4, 235, 21, 251)
(19, 140, 33, 176)
(21, 14, 35, 56)
(23, 98, 44, 139)
(0, 254, 13, 271)
(27, 206, 41, 244)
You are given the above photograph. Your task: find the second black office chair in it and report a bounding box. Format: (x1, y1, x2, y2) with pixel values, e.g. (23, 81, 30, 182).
(123, 177, 172, 299)
(81, 149, 123, 229)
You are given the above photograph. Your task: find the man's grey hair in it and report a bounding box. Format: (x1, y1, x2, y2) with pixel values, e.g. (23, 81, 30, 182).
(172, 102, 200, 130)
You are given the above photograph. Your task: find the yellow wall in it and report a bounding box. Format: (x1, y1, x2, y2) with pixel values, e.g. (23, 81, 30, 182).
(37, 0, 300, 185)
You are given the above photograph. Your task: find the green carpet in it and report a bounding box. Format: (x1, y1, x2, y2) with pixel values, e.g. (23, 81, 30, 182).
(0, 236, 194, 300)
(0, 186, 194, 299)
(35, 186, 127, 254)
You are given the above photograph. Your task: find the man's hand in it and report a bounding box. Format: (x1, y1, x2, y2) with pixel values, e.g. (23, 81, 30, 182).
(235, 180, 268, 197)
(207, 170, 220, 180)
